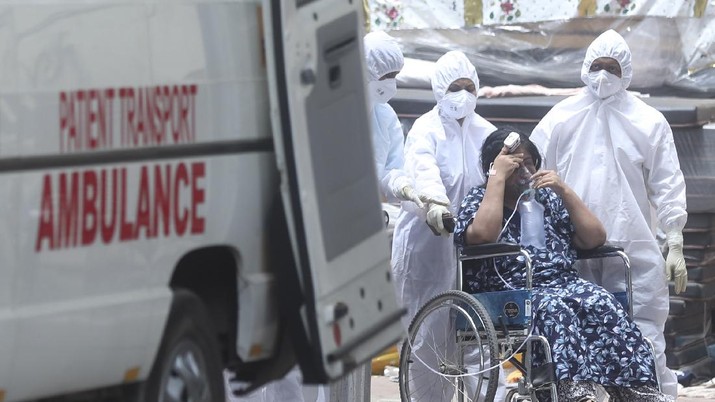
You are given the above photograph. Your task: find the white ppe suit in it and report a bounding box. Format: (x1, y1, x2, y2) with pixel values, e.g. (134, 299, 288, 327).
(391, 50, 503, 401)
(364, 31, 413, 202)
(530, 30, 687, 398)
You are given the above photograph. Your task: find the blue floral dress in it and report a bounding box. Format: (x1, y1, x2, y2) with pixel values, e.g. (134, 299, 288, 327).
(454, 186, 658, 390)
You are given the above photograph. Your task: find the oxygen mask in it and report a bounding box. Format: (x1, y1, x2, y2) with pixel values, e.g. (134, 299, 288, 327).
(503, 132, 534, 197)
(516, 164, 534, 191)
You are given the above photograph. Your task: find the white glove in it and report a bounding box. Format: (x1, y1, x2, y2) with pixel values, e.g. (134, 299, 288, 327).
(666, 231, 687, 294)
(419, 194, 450, 207)
(394, 185, 424, 209)
(426, 204, 451, 237)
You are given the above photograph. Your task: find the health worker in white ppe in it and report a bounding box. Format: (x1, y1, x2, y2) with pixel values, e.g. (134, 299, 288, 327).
(364, 31, 425, 208)
(391, 50, 505, 401)
(530, 29, 687, 399)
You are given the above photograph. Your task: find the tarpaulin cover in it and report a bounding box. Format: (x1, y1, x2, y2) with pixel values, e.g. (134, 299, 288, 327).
(367, 0, 715, 96)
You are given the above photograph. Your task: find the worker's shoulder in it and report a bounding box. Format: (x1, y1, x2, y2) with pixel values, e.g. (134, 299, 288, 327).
(374, 102, 399, 116)
(536, 93, 592, 121)
(409, 108, 440, 131)
(622, 93, 669, 121)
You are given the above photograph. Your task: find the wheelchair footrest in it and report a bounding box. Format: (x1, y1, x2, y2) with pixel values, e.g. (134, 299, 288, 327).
(531, 362, 556, 387)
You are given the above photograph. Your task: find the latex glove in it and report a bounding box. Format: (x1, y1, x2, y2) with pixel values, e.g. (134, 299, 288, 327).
(419, 194, 450, 207)
(426, 204, 450, 237)
(666, 231, 687, 294)
(394, 185, 424, 209)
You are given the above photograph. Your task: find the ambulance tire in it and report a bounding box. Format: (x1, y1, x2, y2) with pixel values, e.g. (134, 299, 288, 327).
(140, 289, 225, 402)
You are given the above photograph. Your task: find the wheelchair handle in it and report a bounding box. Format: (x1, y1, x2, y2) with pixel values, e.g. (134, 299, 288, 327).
(426, 213, 456, 236)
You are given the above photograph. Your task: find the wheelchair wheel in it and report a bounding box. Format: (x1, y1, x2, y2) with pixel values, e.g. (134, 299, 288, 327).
(399, 290, 499, 402)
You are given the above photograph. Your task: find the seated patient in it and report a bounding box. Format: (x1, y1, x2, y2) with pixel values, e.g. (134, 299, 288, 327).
(453, 128, 671, 402)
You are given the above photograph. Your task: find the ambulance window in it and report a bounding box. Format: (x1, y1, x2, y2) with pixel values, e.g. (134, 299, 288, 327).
(304, 12, 382, 262)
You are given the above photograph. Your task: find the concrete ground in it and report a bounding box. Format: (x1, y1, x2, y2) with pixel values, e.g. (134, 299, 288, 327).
(370, 374, 715, 402)
(370, 376, 399, 402)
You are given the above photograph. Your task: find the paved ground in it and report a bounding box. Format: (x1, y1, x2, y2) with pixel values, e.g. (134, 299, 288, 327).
(370, 376, 399, 402)
(370, 374, 715, 401)
(679, 377, 715, 401)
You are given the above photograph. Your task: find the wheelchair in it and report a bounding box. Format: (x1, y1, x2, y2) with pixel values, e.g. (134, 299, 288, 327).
(398, 242, 652, 402)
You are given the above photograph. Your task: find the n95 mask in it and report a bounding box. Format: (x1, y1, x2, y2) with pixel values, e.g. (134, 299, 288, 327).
(438, 90, 477, 120)
(369, 78, 397, 104)
(587, 70, 622, 99)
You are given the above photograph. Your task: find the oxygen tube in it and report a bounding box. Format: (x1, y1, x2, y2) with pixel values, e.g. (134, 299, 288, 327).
(501, 132, 545, 250)
(495, 132, 546, 288)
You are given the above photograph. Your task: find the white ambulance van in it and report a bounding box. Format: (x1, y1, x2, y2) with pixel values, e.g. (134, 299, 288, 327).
(0, 0, 403, 400)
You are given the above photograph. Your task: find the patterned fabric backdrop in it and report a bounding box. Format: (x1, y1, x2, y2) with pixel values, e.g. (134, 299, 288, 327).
(367, 0, 713, 29)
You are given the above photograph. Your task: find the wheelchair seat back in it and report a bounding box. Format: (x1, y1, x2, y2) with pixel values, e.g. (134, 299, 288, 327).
(456, 290, 627, 331)
(455, 289, 532, 331)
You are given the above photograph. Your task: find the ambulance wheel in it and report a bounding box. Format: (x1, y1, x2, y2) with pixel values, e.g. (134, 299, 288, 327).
(140, 289, 225, 402)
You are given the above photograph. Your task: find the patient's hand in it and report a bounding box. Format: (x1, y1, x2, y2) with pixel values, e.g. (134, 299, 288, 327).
(534, 169, 606, 248)
(531, 170, 567, 196)
(491, 146, 524, 180)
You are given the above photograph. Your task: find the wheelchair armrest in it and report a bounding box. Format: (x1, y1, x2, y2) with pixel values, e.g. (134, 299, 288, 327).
(459, 242, 522, 260)
(576, 245, 625, 260)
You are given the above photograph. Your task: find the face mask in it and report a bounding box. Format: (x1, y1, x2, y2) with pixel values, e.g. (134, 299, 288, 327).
(369, 78, 397, 104)
(438, 90, 477, 120)
(587, 70, 622, 99)
(505, 163, 533, 198)
(515, 164, 533, 192)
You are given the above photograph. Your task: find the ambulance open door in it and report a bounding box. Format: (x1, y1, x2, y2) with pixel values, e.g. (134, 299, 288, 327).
(263, 0, 405, 382)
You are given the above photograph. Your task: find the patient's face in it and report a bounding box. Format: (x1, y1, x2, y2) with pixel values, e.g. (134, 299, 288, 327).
(506, 144, 536, 196)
